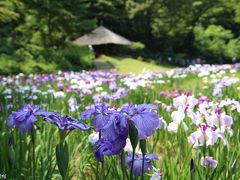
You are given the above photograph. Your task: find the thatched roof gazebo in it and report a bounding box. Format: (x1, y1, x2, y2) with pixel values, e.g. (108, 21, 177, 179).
(73, 26, 131, 46)
(73, 26, 132, 70)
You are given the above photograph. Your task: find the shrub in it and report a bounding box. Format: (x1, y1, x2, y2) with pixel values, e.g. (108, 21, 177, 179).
(44, 46, 95, 71)
(62, 45, 95, 70)
(0, 45, 95, 75)
(20, 59, 57, 74)
(129, 41, 145, 51)
(0, 54, 20, 75)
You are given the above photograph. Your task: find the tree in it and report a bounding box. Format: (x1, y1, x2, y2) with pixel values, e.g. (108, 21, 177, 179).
(226, 38, 240, 60)
(21, 0, 96, 48)
(194, 25, 234, 62)
(0, 0, 22, 23)
(0, 0, 24, 54)
(88, 0, 130, 38)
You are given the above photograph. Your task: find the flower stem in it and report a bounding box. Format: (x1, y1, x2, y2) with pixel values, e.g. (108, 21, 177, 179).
(120, 152, 126, 179)
(141, 154, 145, 180)
(130, 149, 135, 180)
(101, 159, 105, 180)
(139, 139, 146, 180)
(31, 129, 36, 180)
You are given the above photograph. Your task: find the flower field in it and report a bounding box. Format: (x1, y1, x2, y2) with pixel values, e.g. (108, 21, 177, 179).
(0, 64, 240, 179)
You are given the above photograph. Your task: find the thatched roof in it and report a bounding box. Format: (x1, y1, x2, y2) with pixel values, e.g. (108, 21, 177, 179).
(73, 26, 131, 46)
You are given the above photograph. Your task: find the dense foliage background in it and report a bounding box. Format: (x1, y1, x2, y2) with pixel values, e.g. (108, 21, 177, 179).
(1, 0, 240, 74)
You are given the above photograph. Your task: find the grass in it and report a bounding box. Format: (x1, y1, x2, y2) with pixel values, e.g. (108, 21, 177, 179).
(98, 55, 174, 74)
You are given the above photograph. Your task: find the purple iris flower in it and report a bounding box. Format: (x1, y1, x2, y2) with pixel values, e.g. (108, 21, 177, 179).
(121, 104, 160, 139)
(82, 103, 160, 162)
(101, 112, 128, 141)
(125, 153, 159, 176)
(81, 104, 113, 130)
(7, 104, 47, 133)
(80, 105, 96, 120)
(109, 81, 117, 91)
(93, 136, 127, 162)
(171, 90, 180, 98)
(82, 105, 129, 161)
(104, 88, 128, 101)
(93, 94, 102, 104)
(44, 112, 91, 131)
(201, 156, 218, 168)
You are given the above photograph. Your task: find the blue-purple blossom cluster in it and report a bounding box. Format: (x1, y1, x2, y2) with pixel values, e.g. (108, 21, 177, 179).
(212, 77, 239, 97)
(7, 103, 161, 176)
(1, 64, 239, 113)
(7, 104, 46, 133)
(3, 63, 240, 178)
(7, 104, 91, 133)
(81, 103, 161, 162)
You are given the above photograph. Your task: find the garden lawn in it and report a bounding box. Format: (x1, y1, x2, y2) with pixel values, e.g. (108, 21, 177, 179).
(98, 55, 173, 74)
